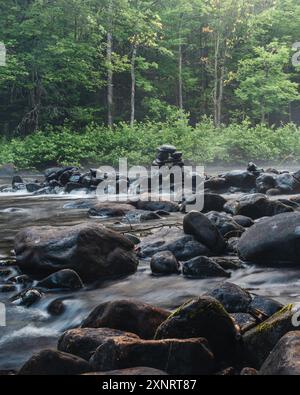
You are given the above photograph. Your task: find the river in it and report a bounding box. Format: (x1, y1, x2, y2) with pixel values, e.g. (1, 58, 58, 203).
(0, 171, 299, 371)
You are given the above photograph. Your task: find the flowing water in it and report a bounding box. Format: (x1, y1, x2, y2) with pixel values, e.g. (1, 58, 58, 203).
(0, 171, 300, 371)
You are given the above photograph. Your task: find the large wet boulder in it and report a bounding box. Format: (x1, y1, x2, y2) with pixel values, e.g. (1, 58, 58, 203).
(238, 212, 300, 265)
(259, 332, 300, 375)
(58, 328, 139, 361)
(138, 227, 210, 260)
(90, 337, 214, 375)
(155, 296, 239, 363)
(81, 300, 170, 340)
(182, 256, 230, 279)
(18, 349, 91, 375)
(150, 251, 180, 276)
(205, 282, 252, 314)
(243, 304, 296, 368)
(14, 223, 138, 282)
(223, 170, 256, 190)
(183, 211, 226, 254)
(224, 194, 293, 220)
(36, 269, 84, 291)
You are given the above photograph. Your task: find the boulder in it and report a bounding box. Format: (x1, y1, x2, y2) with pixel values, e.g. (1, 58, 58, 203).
(255, 173, 277, 193)
(15, 289, 43, 307)
(14, 223, 138, 282)
(183, 211, 226, 254)
(36, 269, 84, 291)
(204, 177, 228, 192)
(26, 183, 42, 193)
(138, 227, 210, 260)
(224, 194, 293, 220)
(205, 282, 252, 314)
(88, 203, 136, 217)
(18, 349, 91, 375)
(182, 256, 230, 279)
(58, 328, 139, 361)
(223, 170, 256, 190)
(202, 193, 227, 213)
(90, 337, 214, 375)
(155, 296, 239, 363)
(132, 200, 179, 212)
(233, 215, 254, 228)
(238, 212, 300, 265)
(259, 332, 300, 375)
(250, 295, 283, 318)
(150, 251, 180, 276)
(206, 211, 244, 237)
(81, 300, 170, 340)
(45, 167, 76, 182)
(276, 173, 300, 193)
(47, 299, 66, 316)
(243, 304, 296, 368)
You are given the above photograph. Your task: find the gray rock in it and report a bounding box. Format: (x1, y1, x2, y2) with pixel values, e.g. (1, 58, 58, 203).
(138, 227, 210, 260)
(238, 212, 300, 266)
(183, 211, 226, 253)
(182, 256, 230, 279)
(150, 251, 180, 276)
(259, 331, 300, 375)
(15, 223, 138, 282)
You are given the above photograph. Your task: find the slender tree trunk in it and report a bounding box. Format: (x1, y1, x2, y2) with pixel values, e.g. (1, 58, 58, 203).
(213, 32, 220, 127)
(217, 65, 225, 126)
(130, 45, 137, 127)
(107, 1, 113, 128)
(178, 25, 183, 112)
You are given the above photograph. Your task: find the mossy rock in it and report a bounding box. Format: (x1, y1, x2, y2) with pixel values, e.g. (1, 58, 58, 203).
(243, 304, 295, 369)
(155, 296, 239, 365)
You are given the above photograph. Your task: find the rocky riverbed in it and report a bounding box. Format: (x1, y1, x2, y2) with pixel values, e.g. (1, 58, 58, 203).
(1, 162, 300, 375)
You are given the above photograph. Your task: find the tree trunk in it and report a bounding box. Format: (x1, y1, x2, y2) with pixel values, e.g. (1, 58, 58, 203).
(130, 45, 137, 127)
(107, 1, 113, 128)
(107, 31, 113, 128)
(178, 20, 184, 112)
(217, 65, 225, 126)
(213, 32, 220, 127)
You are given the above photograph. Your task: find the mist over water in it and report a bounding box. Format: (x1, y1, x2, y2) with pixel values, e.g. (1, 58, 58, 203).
(0, 168, 300, 371)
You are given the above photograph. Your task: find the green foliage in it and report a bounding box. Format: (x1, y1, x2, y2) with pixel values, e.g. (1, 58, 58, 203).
(1, 118, 299, 169)
(1, 0, 300, 135)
